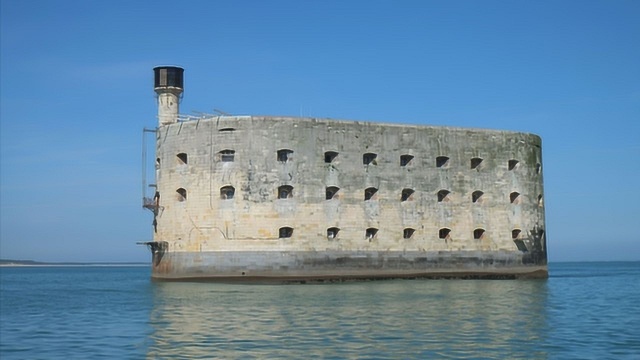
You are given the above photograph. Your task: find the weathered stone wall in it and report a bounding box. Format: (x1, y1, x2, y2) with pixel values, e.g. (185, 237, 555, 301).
(153, 116, 545, 261)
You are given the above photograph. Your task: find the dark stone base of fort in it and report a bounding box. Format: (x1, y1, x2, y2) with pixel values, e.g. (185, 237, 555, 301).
(149, 250, 548, 283)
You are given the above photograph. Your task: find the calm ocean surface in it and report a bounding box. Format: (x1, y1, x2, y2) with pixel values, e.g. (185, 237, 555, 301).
(1, 262, 638, 359)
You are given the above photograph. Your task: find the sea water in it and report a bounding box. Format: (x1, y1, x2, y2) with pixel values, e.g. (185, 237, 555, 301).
(1, 262, 638, 359)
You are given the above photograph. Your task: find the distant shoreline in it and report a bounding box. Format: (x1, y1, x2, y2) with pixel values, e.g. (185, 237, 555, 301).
(1, 259, 637, 268)
(0, 259, 149, 267)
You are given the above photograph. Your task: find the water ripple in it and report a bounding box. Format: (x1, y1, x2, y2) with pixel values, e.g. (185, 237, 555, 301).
(1, 263, 639, 359)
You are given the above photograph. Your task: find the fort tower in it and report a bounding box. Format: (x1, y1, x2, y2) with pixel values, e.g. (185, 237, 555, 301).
(153, 66, 184, 126)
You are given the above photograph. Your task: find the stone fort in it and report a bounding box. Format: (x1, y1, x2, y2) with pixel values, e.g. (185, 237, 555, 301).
(142, 66, 547, 281)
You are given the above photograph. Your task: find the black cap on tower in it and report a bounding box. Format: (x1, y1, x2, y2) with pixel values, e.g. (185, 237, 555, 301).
(153, 66, 184, 93)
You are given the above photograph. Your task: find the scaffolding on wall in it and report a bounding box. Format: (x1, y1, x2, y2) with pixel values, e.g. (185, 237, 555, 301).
(142, 127, 160, 214)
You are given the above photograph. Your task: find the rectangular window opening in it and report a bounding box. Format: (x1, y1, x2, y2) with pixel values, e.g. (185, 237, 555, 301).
(277, 149, 294, 162)
(324, 151, 339, 163)
(400, 154, 414, 167)
(436, 156, 449, 168)
(363, 153, 377, 165)
(220, 150, 235, 162)
(177, 153, 188, 165)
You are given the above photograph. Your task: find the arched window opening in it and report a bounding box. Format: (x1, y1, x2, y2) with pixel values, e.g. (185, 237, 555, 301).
(510, 192, 520, 204)
(219, 149, 235, 162)
(401, 188, 415, 202)
(439, 228, 451, 240)
(436, 156, 449, 168)
(538, 194, 543, 207)
(508, 159, 519, 171)
(470, 157, 483, 170)
(364, 187, 378, 201)
(327, 227, 340, 240)
(472, 191, 484, 203)
(155, 157, 161, 169)
(536, 163, 542, 174)
(278, 185, 294, 199)
(363, 153, 377, 165)
(326, 186, 340, 200)
(279, 227, 293, 238)
(437, 189, 451, 202)
(176, 188, 187, 202)
(512, 229, 522, 239)
(220, 185, 235, 200)
(403, 228, 415, 239)
(400, 154, 414, 167)
(277, 149, 293, 162)
(324, 151, 339, 163)
(473, 228, 485, 240)
(365, 228, 378, 241)
(177, 153, 188, 165)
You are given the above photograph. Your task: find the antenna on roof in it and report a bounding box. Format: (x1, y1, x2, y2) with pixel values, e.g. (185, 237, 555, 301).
(214, 108, 231, 116)
(192, 111, 211, 117)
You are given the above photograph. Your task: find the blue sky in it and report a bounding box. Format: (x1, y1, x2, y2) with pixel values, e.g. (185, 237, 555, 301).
(1, 0, 638, 262)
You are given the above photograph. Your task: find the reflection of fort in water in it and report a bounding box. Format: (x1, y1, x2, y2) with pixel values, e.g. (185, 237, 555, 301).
(147, 281, 549, 358)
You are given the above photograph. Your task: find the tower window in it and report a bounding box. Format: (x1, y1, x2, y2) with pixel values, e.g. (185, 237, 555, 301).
(156, 157, 161, 169)
(510, 192, 520, 204)
(436, 156, 449, 168)
(400, 154, 414, 167)
(473, 228, 485, 240)
(177, 153, 188, 165)
(536, 163, 542, 174)
(403, 228, 415, 239)
(470, 157, 483, 170)
(279, 227, 293, 238)
(508, 159, 519, 171)
(327, 227, 340, 239)
(220, 186, 235, 200)
(365, 228, 378, 241)
(364, 187, 378, 201)
(278, 185, 294, 199)
(176, 188, 187, 202)
(538, 194, 543, 207)
(472, 191, 484, 203)
(324, 151, 339, 163)
(277, 149, 293, 162)
(439, 228, 451, 240)
(363, 153, 377, 165)
(437, 189, 451, 202)
(401, 188, 415, 202)
(219, 149, 235, 162)
(326, 186, 340, 200)
(512, 229, 522, 239)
